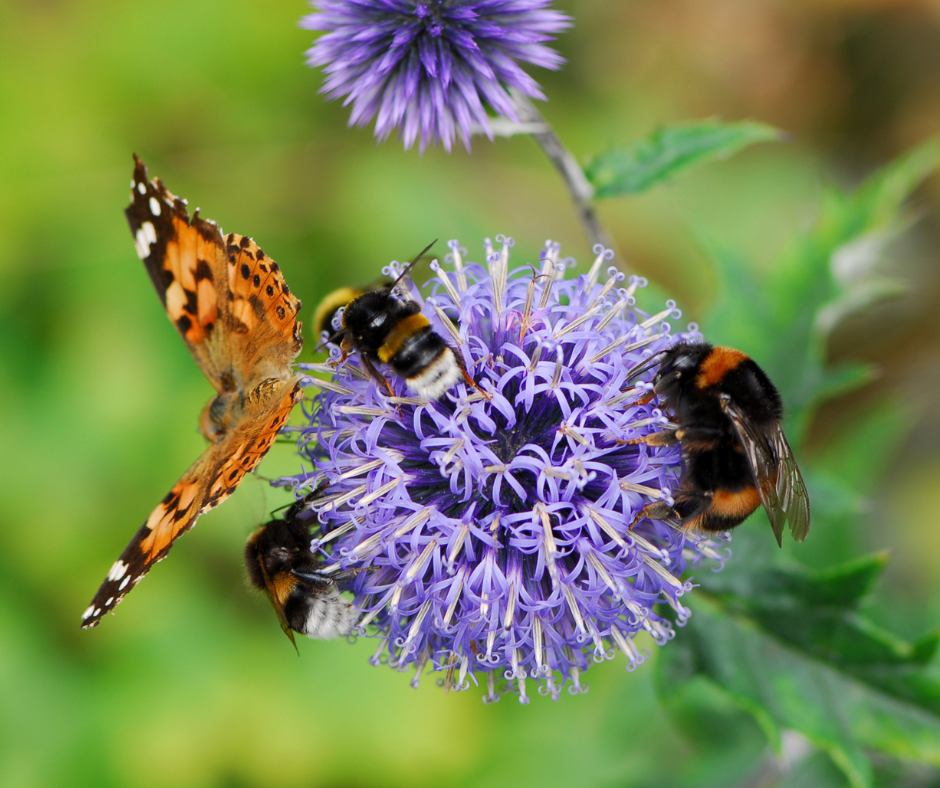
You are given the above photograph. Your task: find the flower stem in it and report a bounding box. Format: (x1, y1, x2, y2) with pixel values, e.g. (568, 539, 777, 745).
(509, 89, 619, 262)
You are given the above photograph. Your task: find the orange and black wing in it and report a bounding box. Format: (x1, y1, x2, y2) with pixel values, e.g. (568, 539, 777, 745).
(81, 379, 303, 629)
(720, 394, 811, 546)
(126, 155, 303, 393)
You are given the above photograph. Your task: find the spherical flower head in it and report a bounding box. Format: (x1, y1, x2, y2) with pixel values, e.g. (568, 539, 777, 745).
(284, 238, 727, 702)
(300, 1, 571, 152)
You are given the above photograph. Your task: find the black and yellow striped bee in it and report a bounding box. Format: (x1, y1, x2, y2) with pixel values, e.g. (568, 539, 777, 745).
(630, 342, 810, 546)
(245, 487, 359, 648)
(314, 242, 481, 399)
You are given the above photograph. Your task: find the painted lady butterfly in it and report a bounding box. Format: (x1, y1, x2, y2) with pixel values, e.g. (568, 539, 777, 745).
(81, 155, 304, 629)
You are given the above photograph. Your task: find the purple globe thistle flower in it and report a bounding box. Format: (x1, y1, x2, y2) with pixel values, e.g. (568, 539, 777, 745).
(300, 1, 571, 152)
(281, 238, 727, 702)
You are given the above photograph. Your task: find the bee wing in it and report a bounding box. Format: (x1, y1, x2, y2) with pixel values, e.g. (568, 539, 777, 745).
(257, 556, 299, 653)
(769, 425, 811, 543)
(720, 395, 811, 546)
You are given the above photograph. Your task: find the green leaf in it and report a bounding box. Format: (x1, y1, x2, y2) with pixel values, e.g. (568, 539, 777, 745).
(701, 138, 940, 438)
(658, 535, 940, 787)
(584, 120, 783, 198)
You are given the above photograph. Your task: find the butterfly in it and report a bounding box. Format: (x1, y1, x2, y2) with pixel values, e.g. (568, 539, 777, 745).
(81, 155, 304, 629)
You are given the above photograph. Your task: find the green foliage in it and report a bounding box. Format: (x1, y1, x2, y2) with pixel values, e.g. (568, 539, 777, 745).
(655, 140, 940, 787)
(702, 137, 940, 441)
(583, 120, 782, 198)
(659, 532, 940, 788)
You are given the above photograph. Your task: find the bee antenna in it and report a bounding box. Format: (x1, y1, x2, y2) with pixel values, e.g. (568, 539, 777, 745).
(313, 328, 344, 355)
(624, 350, 668, 383)
(391, 239, 438, 291)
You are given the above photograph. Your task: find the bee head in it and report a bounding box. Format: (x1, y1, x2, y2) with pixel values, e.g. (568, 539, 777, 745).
(653, 342, 712, 397)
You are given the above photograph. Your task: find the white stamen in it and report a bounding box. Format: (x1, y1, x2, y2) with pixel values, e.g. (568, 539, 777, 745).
(584, 506, 628, 549)
(394, 507, 432, 538)
(619, 481, 666, 499)
(339, 457, 394, 480)
(532, 616, 545, 675)
(539, 507, 560, 583)
(324, 483, 367, 510)
(404, 539, 437, 583)
(442, 568, 466, 625)
(595, 296, 628, 332)
(503, 580, 517, 630)
(447, 524, 470, 568)
(640, 307, 675, 329)
(553, 300, 604, 339)
(587, 332, 665, 367)
(429, 302, 464, 346)
(305, 377, 354, 396)
(335, 406, 393, 418)
(357, 477, 402, 508)
(431, 264, 461, 306)
(564, 586, 586, 635)
(313, 518, 359, 546)
(402, 600, 432, 653)
(587, 552, 619, 596)
(551, 346, 564, 389)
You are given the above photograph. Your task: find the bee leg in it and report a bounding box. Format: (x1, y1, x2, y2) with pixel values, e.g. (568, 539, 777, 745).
(359, 354, 396, 399)
(451, 345, 490, 399)
(625, 429, 679, 447)
(629, 501, 678, 528)
(331, 335, 355, 368)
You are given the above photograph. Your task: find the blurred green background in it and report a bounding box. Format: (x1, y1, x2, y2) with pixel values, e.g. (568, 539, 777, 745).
(2, 1, 940, 786)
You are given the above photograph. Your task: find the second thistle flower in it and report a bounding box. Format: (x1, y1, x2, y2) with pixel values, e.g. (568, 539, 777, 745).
(301, 1, 571, 152)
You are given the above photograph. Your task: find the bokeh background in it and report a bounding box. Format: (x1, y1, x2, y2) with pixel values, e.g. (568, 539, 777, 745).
(2, 1, 940, 786)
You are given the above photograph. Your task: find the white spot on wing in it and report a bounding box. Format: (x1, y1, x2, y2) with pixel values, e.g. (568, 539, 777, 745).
(137, 181, 146, 195)
(142, 221, 157, 246)
(149, 197, 161, 216)
(135, 221, 158, 259)
(105, 597, 114, 606)
(82, 605, 95, 620)
(107, 560, 129, 582)
(119, 576, 130, 590)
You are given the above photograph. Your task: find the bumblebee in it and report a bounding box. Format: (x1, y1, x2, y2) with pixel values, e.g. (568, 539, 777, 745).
(630, 342, 810, 546)
(244, 489, 360, 649)
(315, 243, 481, 400)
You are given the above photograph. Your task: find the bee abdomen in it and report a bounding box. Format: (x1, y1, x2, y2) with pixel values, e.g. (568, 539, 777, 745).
(285, 589, 357, 639)
(681, 486, 762, 533)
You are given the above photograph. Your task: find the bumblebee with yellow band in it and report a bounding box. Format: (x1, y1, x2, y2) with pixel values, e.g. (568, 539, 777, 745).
(315, 242, 483, 400)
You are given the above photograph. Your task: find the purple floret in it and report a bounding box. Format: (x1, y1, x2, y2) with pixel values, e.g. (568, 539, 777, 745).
(281, 238, 728, 701)
(301, 1, 571, 152)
